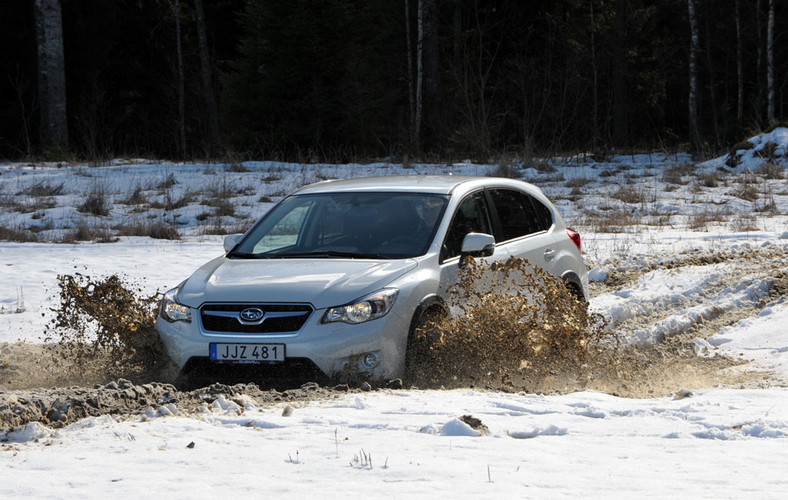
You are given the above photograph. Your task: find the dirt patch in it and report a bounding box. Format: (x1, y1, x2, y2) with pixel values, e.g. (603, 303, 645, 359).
(590, 244, 788, 295)
(0, 379, 358, 431)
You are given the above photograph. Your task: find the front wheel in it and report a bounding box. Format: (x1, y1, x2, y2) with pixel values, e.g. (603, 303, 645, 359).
(404, 306, 446, 385)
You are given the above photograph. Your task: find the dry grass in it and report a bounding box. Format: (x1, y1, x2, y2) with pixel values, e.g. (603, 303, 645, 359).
(755, 162, 784, 179)
(729, 214, 758, 232)
(612, 186, 646, 204)
(662, 164, 694, 185)
(0, 226, 39, 242)
(115, 220, 181, 240)
(583, 210, 640, 233)
(78, 187, 110, 216)
(565, 177, 592, 188)
(61, 221, 117, 243)
(22, 181, 65, 197)
(688, 209, 730, 230)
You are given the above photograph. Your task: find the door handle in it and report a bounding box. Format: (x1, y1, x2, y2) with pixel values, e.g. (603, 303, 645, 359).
(544, 248, 555, 262)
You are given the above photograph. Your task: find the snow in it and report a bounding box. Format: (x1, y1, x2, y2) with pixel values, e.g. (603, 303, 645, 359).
(3, 130, 788, 497)
(3, 389, 787, 498)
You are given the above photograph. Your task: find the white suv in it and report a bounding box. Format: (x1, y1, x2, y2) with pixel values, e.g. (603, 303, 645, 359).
(156, 175, 587, 385)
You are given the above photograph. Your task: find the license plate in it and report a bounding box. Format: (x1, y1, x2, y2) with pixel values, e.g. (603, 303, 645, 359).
(209, 343, 286, 363)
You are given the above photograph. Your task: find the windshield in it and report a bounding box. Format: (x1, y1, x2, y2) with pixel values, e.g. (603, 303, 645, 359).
(230, 192, 449, 259)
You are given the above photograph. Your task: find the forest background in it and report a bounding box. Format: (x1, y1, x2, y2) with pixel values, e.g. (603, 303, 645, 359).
(1, 0, 786, 162)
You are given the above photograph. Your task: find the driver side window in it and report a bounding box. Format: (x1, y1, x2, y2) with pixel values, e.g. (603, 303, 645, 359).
(441, 192, 493, 261)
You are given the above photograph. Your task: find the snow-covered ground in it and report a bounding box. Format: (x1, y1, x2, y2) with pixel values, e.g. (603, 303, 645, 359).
(2, 133, 788, 497)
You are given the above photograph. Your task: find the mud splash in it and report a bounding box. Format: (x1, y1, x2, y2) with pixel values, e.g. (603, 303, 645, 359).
(2, 263, 752, 402)
(34, 274, 176, 388)
(405, 257, 746, 396)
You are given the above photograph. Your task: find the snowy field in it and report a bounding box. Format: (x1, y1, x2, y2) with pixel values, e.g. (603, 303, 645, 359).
(2, 130, 788, 497)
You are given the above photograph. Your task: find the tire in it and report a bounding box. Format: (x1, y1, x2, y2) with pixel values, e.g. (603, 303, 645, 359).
(404, 305, 446, 383)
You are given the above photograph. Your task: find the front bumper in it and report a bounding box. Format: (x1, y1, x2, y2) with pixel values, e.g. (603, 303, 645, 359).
(155, 304, 410, 382)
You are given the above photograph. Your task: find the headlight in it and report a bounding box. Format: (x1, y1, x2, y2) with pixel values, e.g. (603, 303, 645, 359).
(159, 288, 192, 323)
(323, 288, 399, 325)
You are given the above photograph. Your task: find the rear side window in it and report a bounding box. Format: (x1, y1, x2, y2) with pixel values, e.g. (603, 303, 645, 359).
(489, 189, 552, 241)
(530, 197, 553, 231)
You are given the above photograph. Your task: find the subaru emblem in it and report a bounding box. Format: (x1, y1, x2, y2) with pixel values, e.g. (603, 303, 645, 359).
(239, 307, 265, 322)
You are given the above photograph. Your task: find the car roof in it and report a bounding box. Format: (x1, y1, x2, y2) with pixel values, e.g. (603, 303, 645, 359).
(292, 175, 543, 197)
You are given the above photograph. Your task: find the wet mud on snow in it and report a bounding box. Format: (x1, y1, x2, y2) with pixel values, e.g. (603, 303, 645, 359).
(2, 251, 786, 431)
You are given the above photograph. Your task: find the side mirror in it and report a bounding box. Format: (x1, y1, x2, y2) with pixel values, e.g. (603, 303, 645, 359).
(460, 232, 495, 258)
(223, 234, 243, 253)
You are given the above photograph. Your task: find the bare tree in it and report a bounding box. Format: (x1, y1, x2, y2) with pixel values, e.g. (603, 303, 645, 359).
(590, 0, 599, 148)
(34, 0, 68, 152)
(421, 0, 440, 143)
(194, 0, 220, 153)
(613, 0, 628, 147)
(767, 0, 775, 125)
(687, 0, 701, 151)
(415, 0, 424, 151)
(175, 0, 186, 157)
(405, 0, 418, 151)
(735, 0, 744, 125)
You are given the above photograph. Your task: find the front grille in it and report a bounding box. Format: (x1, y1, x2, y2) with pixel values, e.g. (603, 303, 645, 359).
(200, 303, 312, 334)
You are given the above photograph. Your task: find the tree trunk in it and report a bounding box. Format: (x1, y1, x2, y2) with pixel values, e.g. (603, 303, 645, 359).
(767, 0, 775, 125)
(703, 4, 720, 149)
(612, 0, 628, 147)
(194, 0, 220, 154)
(34, 0, 68, 152)
(405, 0, 417, 151)
(175, 0, 186, 158)
(421, 0, 440, 145)
(415, 0, 423, 151)
(590, 0, 599, 149)
(735, 0, 744, 125)
(756, 0, 764, 122)
(687, 0, 701, 151)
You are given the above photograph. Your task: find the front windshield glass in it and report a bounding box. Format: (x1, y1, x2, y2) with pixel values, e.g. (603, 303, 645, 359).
(231, 192, 449, 259)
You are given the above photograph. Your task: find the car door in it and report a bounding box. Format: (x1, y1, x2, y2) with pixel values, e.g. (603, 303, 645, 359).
(437, 190, 508, 302)
(487, 188, 560, 277)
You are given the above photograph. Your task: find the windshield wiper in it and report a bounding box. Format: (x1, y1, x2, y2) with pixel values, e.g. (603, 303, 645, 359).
(275, 250, 390, 259)
(227, 251, 271, 259)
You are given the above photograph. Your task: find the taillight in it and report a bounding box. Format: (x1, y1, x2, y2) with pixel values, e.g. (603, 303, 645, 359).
(566, 227, 581, 253)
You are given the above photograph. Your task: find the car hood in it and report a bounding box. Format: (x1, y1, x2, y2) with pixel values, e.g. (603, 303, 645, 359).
(177, 257, 418, 309)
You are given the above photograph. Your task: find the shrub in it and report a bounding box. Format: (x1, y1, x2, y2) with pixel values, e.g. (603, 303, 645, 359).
(24, 181, 65, 197)
(78, 189, 110, 216)
(612, 186, 646, 204)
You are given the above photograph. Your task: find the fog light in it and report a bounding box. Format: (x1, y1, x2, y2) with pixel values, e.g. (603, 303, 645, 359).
(362, 352, 380, 369)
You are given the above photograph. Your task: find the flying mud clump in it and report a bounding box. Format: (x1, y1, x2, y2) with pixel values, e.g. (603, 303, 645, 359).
(42, 273, 174, 386)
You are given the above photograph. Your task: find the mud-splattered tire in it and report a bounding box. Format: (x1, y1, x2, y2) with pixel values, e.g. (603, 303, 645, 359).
(404, 306, 446, 384)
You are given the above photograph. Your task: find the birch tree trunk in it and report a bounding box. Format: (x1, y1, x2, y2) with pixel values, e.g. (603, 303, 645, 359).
(767, 0, 775, 125)
(194, 0, 220, 153)
(34, 0, 68, 151)
(687, 0, 701, 151)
